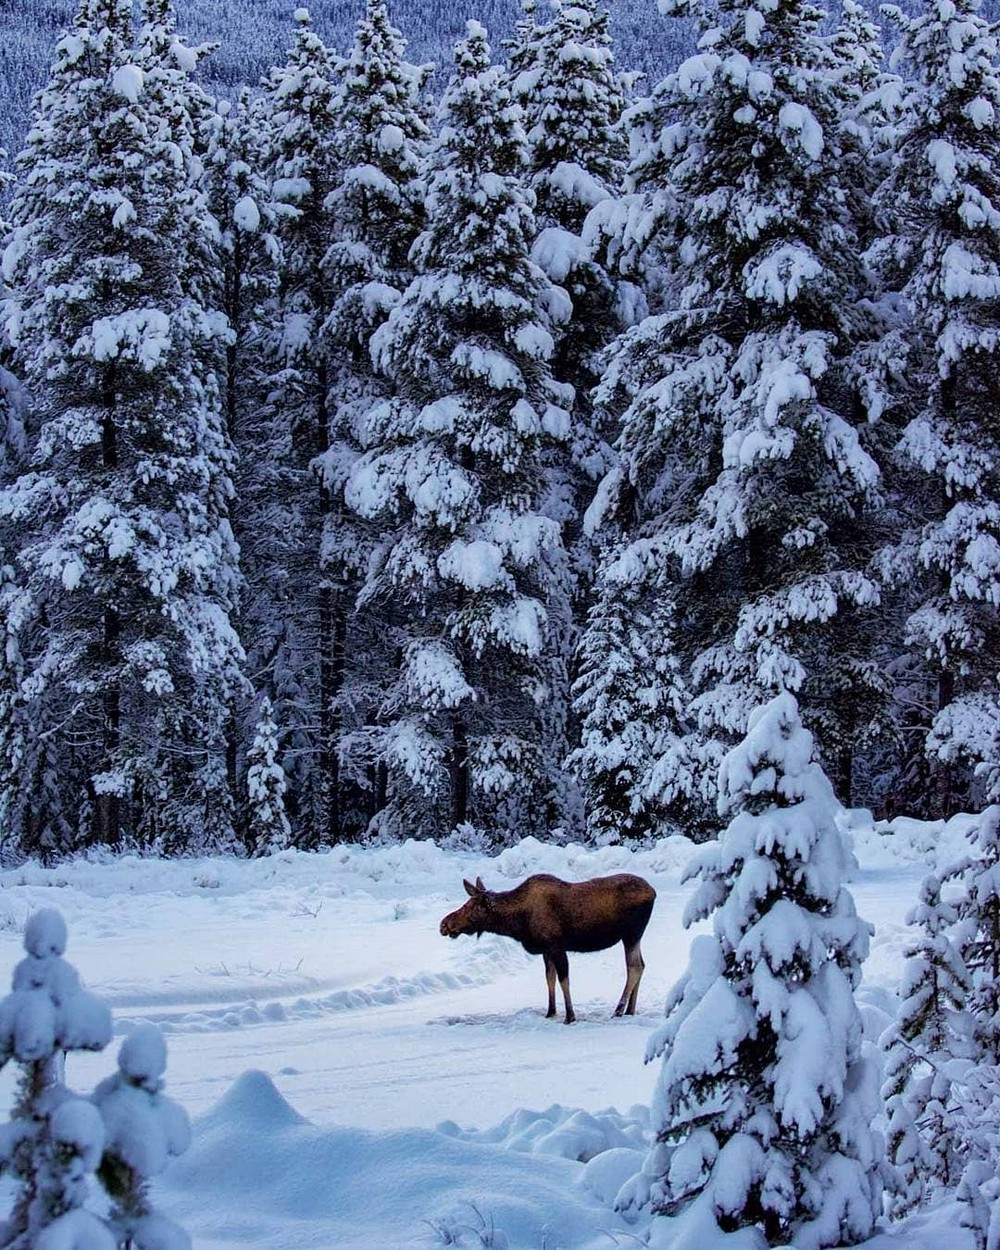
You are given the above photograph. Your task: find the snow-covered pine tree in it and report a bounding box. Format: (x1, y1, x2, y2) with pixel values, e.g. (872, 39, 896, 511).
(579, 0, 883, 823)
(201, 90, 281, 450)
(880, 873, 974, 1215)
(199, 88, 289, 843)
(93, 1024, 191, 1250)
(877, 0, 1000, 816)
(957, 1159, 1000, 1250)
(640, 692, 881, 1248)
(942, 805, 1000, 1249)
(828, 0, 900, 223)
(245, 695, 292, 855)
(0, 0, 246, 854)
(952, 804, 1000, 1062)
(315, 0, 430, 839)
(0, 908, 113, 1249)
(509, 0, 632, 840)
(346, 21, 572, 839)
(515, 0, 626, 236)
(0, 357, 39, 857)
(567, 546, 715, 841)
(881, 807, 1000, 1228)
(257, 7, 342, 845)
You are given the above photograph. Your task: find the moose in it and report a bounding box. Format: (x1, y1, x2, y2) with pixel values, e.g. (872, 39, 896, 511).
(439, 872, 656, 1024)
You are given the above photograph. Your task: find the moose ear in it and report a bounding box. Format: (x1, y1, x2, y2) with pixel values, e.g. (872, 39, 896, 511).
(463, 878, 478, 897)
(475, 876, 485, 893)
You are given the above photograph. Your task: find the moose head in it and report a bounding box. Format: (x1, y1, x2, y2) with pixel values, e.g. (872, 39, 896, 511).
(439, 877, 493, 938)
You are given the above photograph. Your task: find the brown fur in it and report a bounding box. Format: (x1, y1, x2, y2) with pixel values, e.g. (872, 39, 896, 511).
(439, 872, 656, 1023)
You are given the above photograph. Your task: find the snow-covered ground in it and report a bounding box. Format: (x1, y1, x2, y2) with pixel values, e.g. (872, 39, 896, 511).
(0, 817, 982, 1249)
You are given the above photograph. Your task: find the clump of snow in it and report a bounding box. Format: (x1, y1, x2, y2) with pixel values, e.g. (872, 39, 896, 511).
(24, 908, 68, 959)
(111, 64, 144, 103)
(233, 195, 260, 232)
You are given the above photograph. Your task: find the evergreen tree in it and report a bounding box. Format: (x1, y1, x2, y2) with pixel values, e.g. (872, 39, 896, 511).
(881, 808, 1000, 1226)
(510, 0, 632, 841)
(258, 7, 342, 845)
(957, 1160, 1000, 1250)
(567, 548, 714, 841)
(346, 22, 571, 839)
(877, 0, 1000, 816)
(828, 0, 900, 221)
(881, 873, 974, 1215)
(200, 88, 288, 840)
(579, 0, 882, 822)
(93, 1024, 191, 1250)
(515, 0, 627, 235)
(952, 804, 1000, 1061)
(640, 692, 881, 1248)
(245, 696, 292, 855)
(0, 908, 113, 1249)
(0, 0, 245, 854)
(316, 0, 430, 839)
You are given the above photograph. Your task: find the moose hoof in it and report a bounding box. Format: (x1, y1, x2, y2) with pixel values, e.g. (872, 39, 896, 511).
(563, 1015, 576, 1025)
(545, 1010, 556, 1019)
(613, 1006, 625, 1018)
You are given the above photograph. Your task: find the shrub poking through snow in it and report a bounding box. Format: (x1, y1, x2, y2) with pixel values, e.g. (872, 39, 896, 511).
(0, 908, 113, 1248)
(640, 692, 882, 1248)
(0, 910, 190, 1250)
(93, 1024, 192, 1250)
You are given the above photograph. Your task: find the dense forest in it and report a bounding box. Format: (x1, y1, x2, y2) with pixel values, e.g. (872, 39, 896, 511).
(0, 0, 997, 860)
(0, 0, 688, 163)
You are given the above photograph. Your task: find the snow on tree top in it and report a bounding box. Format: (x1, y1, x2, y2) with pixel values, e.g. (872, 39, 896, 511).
(0, 910, 112, 1062)
(718, 691, 816, 811)
(94, 1025, 191, 1177)
(24, 907, 67, 958)
(117, 1022, 168, 1088)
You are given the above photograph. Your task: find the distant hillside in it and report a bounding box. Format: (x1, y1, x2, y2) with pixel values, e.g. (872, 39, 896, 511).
(0, 0, 689, 167)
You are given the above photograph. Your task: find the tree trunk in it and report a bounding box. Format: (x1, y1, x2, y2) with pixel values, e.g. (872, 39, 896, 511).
(450, 712, 469, 830)
(319, 582, 348, 842)
(837, 745, 853, 809)
(937, 666, 955, 820)
(98, 368, 121, 846)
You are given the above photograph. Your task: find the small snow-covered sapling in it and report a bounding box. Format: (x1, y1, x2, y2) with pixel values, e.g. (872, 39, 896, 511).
(0, 907, 113, 1248)
(93, 1024, 192, 1250)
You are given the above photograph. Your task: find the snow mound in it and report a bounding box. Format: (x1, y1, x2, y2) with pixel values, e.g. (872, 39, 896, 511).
(197, 1070, 307, 1133)
(852, 811, 982, 870)
(441, 1102, 649, 1162)
(163, 1078, 632, 1250)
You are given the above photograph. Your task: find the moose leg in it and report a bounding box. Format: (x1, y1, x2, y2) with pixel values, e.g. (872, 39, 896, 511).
(550, 948, 575, 1024)
(543, 954, 557, 1019)
(615, 940, 645, 1017)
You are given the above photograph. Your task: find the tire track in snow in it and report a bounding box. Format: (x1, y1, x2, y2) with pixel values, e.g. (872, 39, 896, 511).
(112, 936, 533, 1036)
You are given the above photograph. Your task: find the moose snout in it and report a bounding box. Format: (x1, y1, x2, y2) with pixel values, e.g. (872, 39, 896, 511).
(440, 918, 456, 937)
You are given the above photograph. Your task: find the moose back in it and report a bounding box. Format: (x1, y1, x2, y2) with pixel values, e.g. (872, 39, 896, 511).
(439, 872, 656, 1023)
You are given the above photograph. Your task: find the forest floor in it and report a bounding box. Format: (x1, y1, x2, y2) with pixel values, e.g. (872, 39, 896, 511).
(0, 817, 980, 1249)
